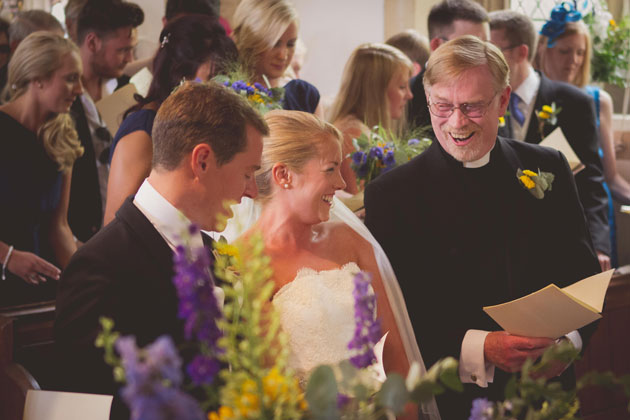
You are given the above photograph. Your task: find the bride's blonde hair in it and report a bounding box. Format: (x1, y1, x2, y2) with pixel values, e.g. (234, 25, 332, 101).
(256, 110, 342, 202)
(4, 31, 83, 171)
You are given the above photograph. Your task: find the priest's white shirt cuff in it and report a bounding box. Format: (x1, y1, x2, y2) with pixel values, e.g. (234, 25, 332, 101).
(459, 329, 583, 388)
(460, 329, 494, 387)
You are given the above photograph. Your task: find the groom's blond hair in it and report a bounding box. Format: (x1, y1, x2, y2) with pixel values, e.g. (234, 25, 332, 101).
(256, 110, 342, 202)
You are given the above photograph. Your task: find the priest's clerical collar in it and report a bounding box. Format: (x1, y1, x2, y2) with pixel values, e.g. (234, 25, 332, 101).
(462, 143, 496, 168)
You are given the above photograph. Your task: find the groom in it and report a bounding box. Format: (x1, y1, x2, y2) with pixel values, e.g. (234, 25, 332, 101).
(54, 82, 267, 419)
(365, 36, 600, 418)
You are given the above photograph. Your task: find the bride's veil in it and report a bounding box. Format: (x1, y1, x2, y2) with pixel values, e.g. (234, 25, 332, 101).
(215, 196, 441, 420)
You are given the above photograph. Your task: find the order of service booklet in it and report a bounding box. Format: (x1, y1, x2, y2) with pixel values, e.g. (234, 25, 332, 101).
(483, 269, 614, 339)
(539, 126, 585, 174)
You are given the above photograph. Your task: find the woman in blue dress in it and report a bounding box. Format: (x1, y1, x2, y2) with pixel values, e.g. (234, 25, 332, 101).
(0, 32, 83, 306)
(232, 0, 323, 117)
(104, 15, 237, 225)
(537, 17, 630, 267)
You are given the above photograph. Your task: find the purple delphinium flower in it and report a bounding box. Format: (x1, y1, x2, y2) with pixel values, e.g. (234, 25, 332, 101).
(469, 398, 493, 420)
(383, 150, 395, 168)
(172, 224, 222, 385)
(115, 335, 205, 420)
(348, 272, 381, 369)
(369, 146, 384, 160)
(357, 163, 369, 179)
(187, 354, 221, 386)
(407, 138, 420, 145)
(352, 151, 367, 166)
(337, 393, 351, 409)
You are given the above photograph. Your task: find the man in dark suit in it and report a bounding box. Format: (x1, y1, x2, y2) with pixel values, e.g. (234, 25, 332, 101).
(54, 82, 267, 419)
(365, 36, 600, 418)
(69, 0, 144, 242)
(490, 10, 610, 271)
(408, 0, 490, 131)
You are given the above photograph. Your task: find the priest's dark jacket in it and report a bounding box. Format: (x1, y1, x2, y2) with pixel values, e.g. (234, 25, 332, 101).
(499, 72, 610, 256)
(364, 137, 600, 418)
(54, 197, 211, 419)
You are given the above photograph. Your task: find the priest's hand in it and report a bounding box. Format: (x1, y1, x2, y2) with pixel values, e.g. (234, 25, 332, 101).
(484, 331, 553, 373)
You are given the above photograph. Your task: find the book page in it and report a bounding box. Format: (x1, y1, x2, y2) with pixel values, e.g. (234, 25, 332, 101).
(129, 67, 153, 98)
(540, 127, 583, 172)
(96, 83, 138, 137)
(561, 269, 614, 312)
(23, 390, 112, 420)
(483, 284, 602, 338)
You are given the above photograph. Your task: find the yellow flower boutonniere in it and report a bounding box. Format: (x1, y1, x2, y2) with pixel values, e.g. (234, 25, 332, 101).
(517, 168, 555, 199)
(536, 102, 562, 138)
(498, 116, 506, 127)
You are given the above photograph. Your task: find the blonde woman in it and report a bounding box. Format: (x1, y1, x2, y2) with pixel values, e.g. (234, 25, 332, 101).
(330, 43, 413, 194)
(230, 110, 439, 419)
(0, 32, 83, 306)
(232, 0, 323, 116)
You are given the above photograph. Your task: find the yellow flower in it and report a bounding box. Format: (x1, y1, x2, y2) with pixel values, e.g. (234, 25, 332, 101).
(519, 175, 535, 189)
(498, 116, 505, 127)
(538, 110, 551, 120)
(262, 368, 288, 402)
(541, 105, 553, 113)
(610, 19, 617, 27)
(297, 392, 308, 411)
(237, 379, 260, 418)
(250, 94, 263, 104)
(208, 406, 234, 420)
(522, 169, 538, 177)
(215, 242, 240, 259)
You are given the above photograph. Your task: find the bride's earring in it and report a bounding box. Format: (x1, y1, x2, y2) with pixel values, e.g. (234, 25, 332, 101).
(283, 183, 289, 189)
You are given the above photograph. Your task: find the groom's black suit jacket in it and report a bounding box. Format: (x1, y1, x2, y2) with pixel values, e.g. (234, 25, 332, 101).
(365, 138, 600, 418)
(499, 73, 610, 256)
(54, 197, 212, 419)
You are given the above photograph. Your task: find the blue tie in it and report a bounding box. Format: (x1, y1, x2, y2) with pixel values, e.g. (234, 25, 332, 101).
(510, 93, 525, 126)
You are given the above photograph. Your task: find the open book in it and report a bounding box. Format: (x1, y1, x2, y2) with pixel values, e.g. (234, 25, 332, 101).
(483, 269, 614, 339)
(539, 127, 584, 174)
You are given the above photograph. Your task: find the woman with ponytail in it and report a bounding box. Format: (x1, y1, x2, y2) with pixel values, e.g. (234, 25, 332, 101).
(0, 31, 83, 306)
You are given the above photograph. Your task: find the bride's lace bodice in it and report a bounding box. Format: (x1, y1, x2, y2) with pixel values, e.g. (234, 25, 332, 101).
(272, 262, 363, 381)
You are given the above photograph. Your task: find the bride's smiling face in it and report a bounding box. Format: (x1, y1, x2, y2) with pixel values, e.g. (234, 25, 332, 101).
(290, 136, 346, 224)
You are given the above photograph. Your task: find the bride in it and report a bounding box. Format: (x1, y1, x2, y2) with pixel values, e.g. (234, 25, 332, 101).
(229, 110, 439, 419)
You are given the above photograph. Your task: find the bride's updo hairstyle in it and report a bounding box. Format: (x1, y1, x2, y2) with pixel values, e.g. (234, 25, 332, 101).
(330, 43, 413, 133)
(256, 110, 342, 202)
(4, 31, 83, 171)
(232, 0, 298, 76)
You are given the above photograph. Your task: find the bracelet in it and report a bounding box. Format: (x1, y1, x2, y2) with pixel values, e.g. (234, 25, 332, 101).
(2, 245, 14, 281)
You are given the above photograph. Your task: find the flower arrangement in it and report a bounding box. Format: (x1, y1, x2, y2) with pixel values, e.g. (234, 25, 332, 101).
(350, 124, 432, 186)
(213, 67, 284, 115)
(584, 0, 630, 87)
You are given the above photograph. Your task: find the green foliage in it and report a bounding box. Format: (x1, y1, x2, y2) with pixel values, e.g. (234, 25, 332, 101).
(585, 11, 630, 87)
(94, 317, 125, 383)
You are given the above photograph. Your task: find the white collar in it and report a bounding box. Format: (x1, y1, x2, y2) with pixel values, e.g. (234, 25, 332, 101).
(463, 142, 495, 168)
(133, 179, 204, 250)
(514, 66, 540, 106)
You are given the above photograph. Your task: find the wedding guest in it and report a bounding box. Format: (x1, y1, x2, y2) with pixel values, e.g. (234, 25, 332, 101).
(365, 35, 600, 418)
(55, 82, 267, 419)
(232, 0, 323, 117)
(329, 43, 413, 194)
(489, 10, 611, 271)
(8, 10, 64, 52)
(103, 15, 237, 225)
(0, 32, 83, 307)
(165, 0, 231, 35)
(386, 29, 430, 77)
(68, 0, 143, 243)
(0, 18, 9, 93)
(408, 0, 489, 131)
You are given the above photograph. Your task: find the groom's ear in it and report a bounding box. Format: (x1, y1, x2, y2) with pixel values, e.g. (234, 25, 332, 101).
(190, 143, 216, 177)
(271, 162, 291, 187)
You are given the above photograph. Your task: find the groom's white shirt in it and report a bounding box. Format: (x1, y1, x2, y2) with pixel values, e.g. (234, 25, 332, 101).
(457, 149, 582, 387)
(133, 179, 224, 306)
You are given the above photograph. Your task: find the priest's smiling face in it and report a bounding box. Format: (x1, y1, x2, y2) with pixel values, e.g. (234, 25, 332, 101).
(427, 65, 510, 162)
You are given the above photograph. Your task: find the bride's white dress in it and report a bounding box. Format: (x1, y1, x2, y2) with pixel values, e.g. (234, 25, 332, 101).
(272, 262, 362, 381)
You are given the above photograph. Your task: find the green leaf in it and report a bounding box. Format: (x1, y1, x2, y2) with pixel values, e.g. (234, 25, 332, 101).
(439, 360, 463, 392)
(305, 365, 340, 420)
(377, 374, 409, 414)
